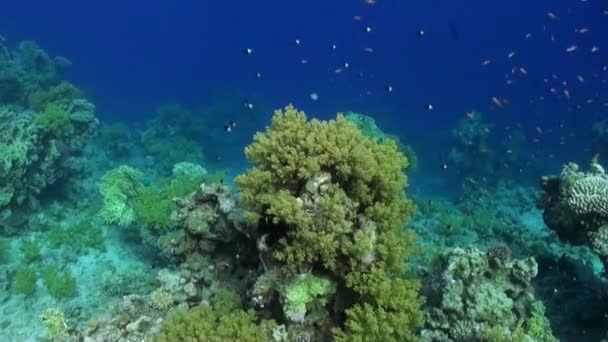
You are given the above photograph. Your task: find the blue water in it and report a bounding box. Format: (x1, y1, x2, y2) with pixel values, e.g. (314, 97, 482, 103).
(1, 0, 608, 340)
(2, 1, 605, 185)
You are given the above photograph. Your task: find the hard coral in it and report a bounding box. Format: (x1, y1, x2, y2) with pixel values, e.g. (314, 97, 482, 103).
(539, 158, 608, 270)
(421, 247, 554, 341)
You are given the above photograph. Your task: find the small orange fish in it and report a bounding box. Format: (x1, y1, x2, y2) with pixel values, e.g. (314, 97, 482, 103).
(335, 68, 344, 74)
(506, 149, 513, 154)
(481, 59, 492, 66)
(519, 67, 528, 75)
(576, 27, 589, 34)
(566, 45, 578, 52)
(466, 111, 475, 119)
(525, 33, 532, 39)
(353, 15, 362, 21)
(506, 79, 513, 85)
(363, 47, 374, 53)
(364, 0, 376, 5)
(507, 51, 516, 58)
(536, 126, 544, 134)
(564, 89, 571, 99)
(491, 97, 503, 107)
(547, 12, 558, 20)
(591, 46, 600, 53)
(300, 59, 308, 64)
(550, 87, 557, 93)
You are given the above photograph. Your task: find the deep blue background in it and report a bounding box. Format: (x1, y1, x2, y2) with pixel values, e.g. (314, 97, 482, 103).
(1, 0, 606, 193)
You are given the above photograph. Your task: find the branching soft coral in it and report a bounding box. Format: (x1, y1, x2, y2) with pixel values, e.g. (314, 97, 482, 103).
(99, 165, 143, 226)
(155, 305, 275, 342)
(235, 105, 423, 340)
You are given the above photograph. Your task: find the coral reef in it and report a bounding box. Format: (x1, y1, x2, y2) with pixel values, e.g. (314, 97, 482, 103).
(155, 304, 276, 342)
(0, 40, 69, 106)
(0, 39, 97, 229)
(538, 157, 608, 267)
(448, 112, 494, 176)
(140, 104, 205, 171)
(345, 111, 418, 170)
(421, 247, 556, 341)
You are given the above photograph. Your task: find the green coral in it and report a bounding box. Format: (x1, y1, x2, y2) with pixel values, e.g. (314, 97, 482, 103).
(210, 288, 243, 316)
(20, 239, 41, 263)
(148, 288, 174, 312)
(33, 102, 73, 137)
(524, 301, 557, 342)
(99, 165, 143, 226)
(133, 174, 204, 231)
(47, 219, 105, 251)
(41, 263, 77, 299)
(12, 264, 37, 296)
(281, 273, 335, 323)
(41, 308, 68, 341)
(155, 305, 275, 342)
(235, 105, 423, 339)
(98, 122, 132, 157)
(28, 81, 83, 112)
(0, 238, 9, 263)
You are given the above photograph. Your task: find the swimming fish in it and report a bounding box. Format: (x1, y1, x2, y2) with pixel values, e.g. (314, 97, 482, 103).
(566, 45, 578, 52)
(243, 48, 253, 55)
(491, 97, 504, 107)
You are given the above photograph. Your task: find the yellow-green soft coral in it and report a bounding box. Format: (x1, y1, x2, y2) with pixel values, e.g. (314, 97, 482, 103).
(155, 305, 275, 342)
(236, 105, 414, 274)
(235, 105, 423, 340)
(281, 273, 335, 323)
(41, 308, 68, 341)
(99, 165, 143, 226)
